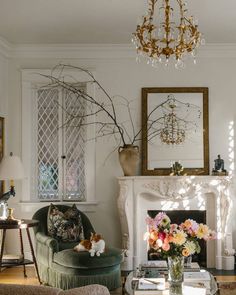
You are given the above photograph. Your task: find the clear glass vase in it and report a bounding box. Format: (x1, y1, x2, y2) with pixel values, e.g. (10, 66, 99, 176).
(168, 256, 184, 284)
(184, 255, 192, 268)
(169, 283, 183, 295)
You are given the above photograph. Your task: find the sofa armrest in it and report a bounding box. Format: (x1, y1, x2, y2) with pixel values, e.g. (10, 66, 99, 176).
(36, 232, 59, 252)
(35, 232, 59, 267)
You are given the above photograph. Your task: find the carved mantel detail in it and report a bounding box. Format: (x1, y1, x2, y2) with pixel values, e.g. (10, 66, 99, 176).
(117, 176, 232, 271)
(142, 176, 231, 234)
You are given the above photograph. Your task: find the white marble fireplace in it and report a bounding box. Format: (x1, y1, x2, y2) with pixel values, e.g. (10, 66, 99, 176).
(117, 176, 233, 271)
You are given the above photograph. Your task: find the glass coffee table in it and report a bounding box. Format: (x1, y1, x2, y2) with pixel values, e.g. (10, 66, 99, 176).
(125, 270, 218, 295)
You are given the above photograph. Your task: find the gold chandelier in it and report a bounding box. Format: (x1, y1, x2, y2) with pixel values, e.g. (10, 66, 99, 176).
(132, 0, 204, 68)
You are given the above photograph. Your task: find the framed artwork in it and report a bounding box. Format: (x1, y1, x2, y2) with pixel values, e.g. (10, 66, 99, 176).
(141, 87, 209, 175)
(0, 117, 4, 195)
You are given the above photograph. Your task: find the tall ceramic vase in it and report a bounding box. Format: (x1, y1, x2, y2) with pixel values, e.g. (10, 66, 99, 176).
(118, 144, 139, 176)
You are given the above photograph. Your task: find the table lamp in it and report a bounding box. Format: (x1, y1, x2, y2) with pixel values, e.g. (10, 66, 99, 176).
(0, 152, 24, 219)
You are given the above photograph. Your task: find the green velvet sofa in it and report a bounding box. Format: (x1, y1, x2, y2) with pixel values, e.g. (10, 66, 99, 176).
(32, 205, 123, 290)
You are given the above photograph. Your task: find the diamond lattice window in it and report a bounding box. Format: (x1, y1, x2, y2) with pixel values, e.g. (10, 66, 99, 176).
(36, 87, 86, 201)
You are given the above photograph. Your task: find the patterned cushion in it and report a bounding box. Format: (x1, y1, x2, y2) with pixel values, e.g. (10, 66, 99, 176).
(47, 204, 85, 242)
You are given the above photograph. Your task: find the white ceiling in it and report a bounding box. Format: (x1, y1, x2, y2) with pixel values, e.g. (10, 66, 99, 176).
(0, 0, 235, 45)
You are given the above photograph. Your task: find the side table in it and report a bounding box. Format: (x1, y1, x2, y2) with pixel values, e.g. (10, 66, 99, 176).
(0, 219, 41, 284)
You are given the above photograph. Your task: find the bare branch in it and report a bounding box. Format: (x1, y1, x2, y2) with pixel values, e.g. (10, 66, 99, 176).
(39, 64, 202, 148)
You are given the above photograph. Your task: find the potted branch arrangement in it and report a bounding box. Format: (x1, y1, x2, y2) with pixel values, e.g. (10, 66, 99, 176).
(40, 64, 142, 176)
(40, 64, 200, 176)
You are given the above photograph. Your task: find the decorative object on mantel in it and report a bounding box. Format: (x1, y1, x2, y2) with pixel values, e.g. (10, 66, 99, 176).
(212, 154, 228, 176)
(144, 212, 216, 283)
(170, 161, 185, 176)
(41, 65, 190, 176)
(132, 0, 204, 68)
(118, 145, 139, 176)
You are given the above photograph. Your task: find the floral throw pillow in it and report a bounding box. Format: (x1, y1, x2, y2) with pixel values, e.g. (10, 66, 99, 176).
(47, 204, 85, 242)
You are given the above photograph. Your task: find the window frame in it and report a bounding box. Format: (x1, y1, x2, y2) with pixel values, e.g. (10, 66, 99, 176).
(21, 69, 96, 205)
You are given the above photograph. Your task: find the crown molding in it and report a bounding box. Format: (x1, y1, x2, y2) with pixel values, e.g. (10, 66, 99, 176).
(10, 43, 236, 59)
(1, 39, 236, 59)
(10, 43, 136, 59)
(199, 43, 236, 58)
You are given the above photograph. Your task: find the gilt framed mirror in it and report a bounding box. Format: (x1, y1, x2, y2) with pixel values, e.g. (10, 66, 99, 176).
(141, 87, 209, 175)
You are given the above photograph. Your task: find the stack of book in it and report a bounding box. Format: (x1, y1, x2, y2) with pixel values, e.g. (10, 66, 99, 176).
(184, 262, 200, 272)
(141, 260, 200, 275)
(0, 219, 21, 225)
(133, 276, 168, 295)
(2, 254, 24, 264)
(184, 271, 211, 294)
(141, 260, 168, 269)
(133, 275, 208, 295)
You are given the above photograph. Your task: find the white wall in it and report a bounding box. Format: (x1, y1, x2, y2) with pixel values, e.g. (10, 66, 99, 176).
(0, 52, 8, 137)
(3, 45, 236, 256)
(0, 50, 8, 247)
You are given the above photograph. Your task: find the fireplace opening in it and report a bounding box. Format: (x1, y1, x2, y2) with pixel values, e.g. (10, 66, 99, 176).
(147, 210, 207, 267)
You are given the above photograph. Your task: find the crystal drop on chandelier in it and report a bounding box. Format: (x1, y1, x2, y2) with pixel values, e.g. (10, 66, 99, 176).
(132, 0, 204, 68)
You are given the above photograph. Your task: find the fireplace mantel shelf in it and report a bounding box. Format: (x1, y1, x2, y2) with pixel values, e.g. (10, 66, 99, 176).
(118, 175, 231, 202)
(117, 175, 233, 271)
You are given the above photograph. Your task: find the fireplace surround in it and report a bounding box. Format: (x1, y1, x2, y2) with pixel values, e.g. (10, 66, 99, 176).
(117, 176, 232, 271)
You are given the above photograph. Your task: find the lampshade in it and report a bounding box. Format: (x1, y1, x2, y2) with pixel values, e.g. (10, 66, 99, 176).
(0, 153, 25, 180)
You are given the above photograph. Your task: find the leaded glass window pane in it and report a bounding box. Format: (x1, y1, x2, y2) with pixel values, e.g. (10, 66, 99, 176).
(63, 90, 86, 201)
(37, 88, 59, 200)
(36, 86, 86, 201)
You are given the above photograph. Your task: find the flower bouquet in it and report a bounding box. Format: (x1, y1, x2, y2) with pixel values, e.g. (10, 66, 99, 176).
(145, 212, 216, 283)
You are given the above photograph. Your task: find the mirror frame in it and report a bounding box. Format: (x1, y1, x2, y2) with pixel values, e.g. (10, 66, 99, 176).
(141, 87, 209, 175)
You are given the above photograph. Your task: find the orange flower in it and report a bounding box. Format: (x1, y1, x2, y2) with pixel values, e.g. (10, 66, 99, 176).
(164, 236, 170, 244)
(150, 230, 158, 241)
(168, 234, 174, 243)
(148, 238, 155, 246)
(183, 219, 192, 229)
(182, 248, 190, 257)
